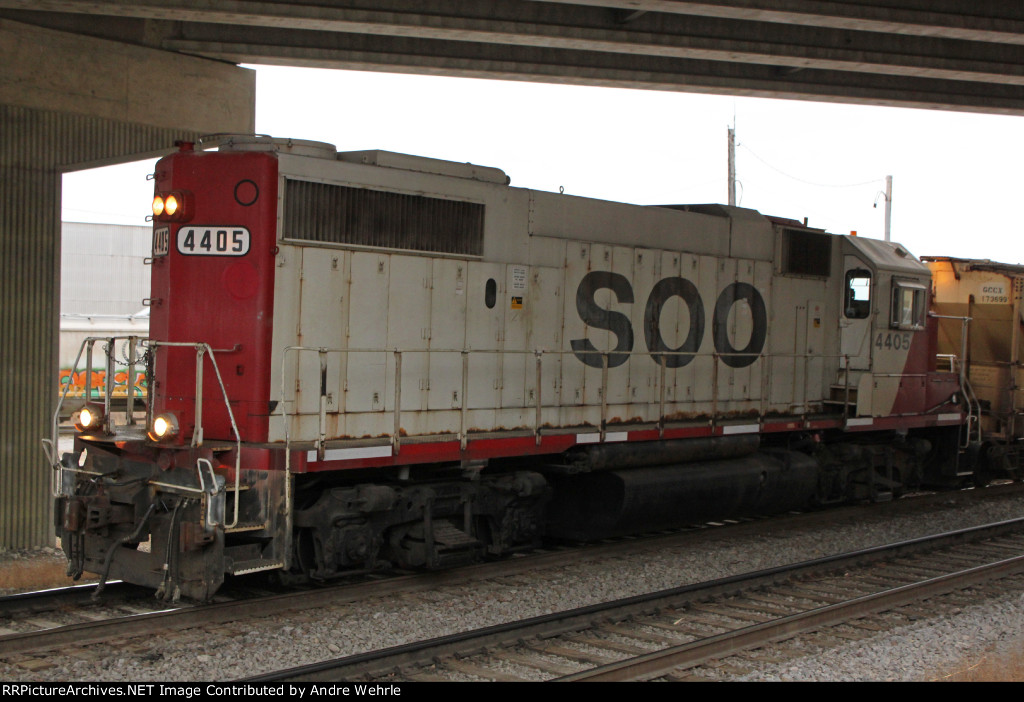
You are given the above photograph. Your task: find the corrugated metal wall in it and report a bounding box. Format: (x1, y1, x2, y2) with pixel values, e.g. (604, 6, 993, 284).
(61, 222, 151, 316)
(0, 104, 193, 549)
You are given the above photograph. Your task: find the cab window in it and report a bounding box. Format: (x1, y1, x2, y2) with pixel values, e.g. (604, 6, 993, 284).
(844, 270, 871, 319)
(891, 282, 926, 330)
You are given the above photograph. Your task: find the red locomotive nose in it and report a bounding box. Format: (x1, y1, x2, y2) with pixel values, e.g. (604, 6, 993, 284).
(148, 147, 278, 445)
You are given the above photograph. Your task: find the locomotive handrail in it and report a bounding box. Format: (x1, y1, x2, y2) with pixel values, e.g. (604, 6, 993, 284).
(929, 312, 981, 447)
(929, 312, 972, 389)
(274, 346, 954, 456)
(45, 337, 243, 528)
(278, 345, 780, 456)
(936, 354, 958, 373)
(46, 335, 149, 498)
(949, 358, 984, 448)
(149, 341, 243, 529)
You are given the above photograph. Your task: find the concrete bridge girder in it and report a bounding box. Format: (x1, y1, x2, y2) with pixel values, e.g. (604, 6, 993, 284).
(0, 0, 1021, 114)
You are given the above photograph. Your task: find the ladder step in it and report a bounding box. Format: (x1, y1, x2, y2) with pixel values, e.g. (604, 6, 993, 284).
(433, 520, 480, 548)
(225, 521, 268, 533)
(229, 559, 284, 575)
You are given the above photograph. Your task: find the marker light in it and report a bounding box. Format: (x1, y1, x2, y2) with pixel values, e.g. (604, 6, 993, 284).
(148, 413, 179, 442)
(74, 405, 105, 433)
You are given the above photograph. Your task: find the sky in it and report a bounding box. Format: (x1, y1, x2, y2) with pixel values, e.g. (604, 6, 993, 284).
(63, 65, 1024, 263)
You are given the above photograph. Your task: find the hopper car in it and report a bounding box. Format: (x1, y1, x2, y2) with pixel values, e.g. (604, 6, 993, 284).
(924, 257, 1024, 484)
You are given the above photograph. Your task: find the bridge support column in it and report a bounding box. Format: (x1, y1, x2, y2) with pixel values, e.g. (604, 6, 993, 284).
(0, 19, 255, 549)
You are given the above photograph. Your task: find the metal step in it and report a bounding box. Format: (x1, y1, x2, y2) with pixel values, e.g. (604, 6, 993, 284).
(225, 521, 268, 534)
(229, 558, 284, 575)
(829, 384, 858, 402)
(433, 520, 480, 549)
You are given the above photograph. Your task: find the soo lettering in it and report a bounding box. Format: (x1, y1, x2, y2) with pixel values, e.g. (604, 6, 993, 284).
(570, 271, 768, 369)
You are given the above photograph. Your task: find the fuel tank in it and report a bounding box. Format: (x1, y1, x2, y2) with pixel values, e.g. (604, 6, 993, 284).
(545, 450, 819, 540)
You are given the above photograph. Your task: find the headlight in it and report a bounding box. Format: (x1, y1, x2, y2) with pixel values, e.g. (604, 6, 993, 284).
(148, 413, 179, 442)
(74, 405, 105, 433)
(164, 194, 179, 216)
(151, 190, 193, 222)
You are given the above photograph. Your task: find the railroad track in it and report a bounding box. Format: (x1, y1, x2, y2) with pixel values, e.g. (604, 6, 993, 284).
(0, 527, 719, 657)
(0, 581, 173, 635)
(246, 518, 1024, 682)
(0, 510, 787, 652)
(3, 484, 1023, 668)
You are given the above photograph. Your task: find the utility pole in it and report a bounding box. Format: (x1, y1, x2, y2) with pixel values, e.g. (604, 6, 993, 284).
(874, 175, 893, 241)
(727, 126, 736, 206)
(884, 175, 892, 242)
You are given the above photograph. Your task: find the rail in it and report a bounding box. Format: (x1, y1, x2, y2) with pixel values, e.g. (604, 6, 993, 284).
(275, 346, 953, 459)
(242, 517, 1024, 683)
(42, 337, 968, 519)
(43, 335, 145, 497)
(931, 313, 982, 447)
(42, 337, 242, 529)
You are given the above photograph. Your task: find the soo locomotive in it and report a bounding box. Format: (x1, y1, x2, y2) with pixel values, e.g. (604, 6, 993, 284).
(47, 136, 995, 601)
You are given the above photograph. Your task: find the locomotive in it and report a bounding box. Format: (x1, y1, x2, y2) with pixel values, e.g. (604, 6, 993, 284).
(46, 135, 986, 601)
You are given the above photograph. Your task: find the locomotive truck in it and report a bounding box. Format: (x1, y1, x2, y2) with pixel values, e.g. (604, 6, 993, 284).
(46, 136, 974, 601)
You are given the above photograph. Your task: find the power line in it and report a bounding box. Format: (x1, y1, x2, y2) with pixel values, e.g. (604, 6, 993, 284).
(739, 143, 885, 189)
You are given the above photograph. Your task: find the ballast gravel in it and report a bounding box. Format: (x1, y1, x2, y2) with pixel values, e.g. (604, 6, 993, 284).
(3, 491, 1024, 682)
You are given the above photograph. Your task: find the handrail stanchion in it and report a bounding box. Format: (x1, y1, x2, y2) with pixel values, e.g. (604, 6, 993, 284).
(146, 343, 156, 431)
(104, 337, 115, 434)
(600, 353, 609, 442)
(279, 347, 294, 569)
(45, 338, 90, 497)
(658, 355, 667, 439)
(461, 351, 470, 451)
(534, 351, 543, 446)
(762, 354, 771, 421)
(198, 343, 241, 529)
(318, 348, 328, 462)
(393, 350, 402, 455)
(125, 337, 137, 425)
(192, 346, 205, 447)
(711, 353, 719, 432)
(84, 340, 94, 405)
(844, 355, 851, 423)
(802, 352, 810, 416)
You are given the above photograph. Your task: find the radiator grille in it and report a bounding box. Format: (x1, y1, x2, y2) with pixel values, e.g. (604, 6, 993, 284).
(284, 179, 484, 256)
(782, 228, 832, 277)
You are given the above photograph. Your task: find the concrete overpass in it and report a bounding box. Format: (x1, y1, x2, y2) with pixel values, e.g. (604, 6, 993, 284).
(2, 0, 1023, 114)
(0, 1, 1021, 549)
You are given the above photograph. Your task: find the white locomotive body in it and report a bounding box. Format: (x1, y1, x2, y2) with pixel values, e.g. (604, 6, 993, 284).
(266, 141, 952, 460)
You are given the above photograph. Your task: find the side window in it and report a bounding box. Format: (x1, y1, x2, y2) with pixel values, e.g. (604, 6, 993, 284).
(844, 269, 871, 319)
(891, 282, 927, 330)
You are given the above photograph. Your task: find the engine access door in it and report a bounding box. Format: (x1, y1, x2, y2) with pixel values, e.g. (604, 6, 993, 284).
(840, 257, 873, 370)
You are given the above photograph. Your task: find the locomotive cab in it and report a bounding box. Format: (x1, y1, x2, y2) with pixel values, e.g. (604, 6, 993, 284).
(836, 236, 939, 419)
